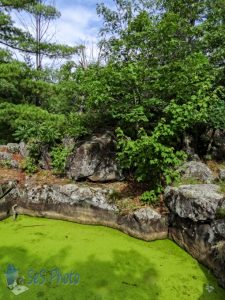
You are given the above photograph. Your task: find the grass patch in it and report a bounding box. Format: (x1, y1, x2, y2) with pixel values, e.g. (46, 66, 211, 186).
(173, 177, 203, 187)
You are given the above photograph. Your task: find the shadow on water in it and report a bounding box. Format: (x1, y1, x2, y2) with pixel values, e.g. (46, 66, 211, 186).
(197, 263, 225, 300)
(0, 246, 160, 300)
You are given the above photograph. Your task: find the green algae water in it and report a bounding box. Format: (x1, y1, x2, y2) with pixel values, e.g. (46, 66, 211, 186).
(0, 216, 224, 300)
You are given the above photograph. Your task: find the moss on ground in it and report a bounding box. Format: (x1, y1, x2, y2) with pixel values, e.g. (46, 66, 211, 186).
(0, 216, 224, 300)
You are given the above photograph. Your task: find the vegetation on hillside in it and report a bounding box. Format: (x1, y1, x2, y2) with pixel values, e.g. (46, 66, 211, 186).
(1, 0, 225, 201)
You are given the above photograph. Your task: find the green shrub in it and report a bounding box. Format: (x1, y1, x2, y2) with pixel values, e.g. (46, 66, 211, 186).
(21, 157, 38, 174)
(0, 159, 11, 169)
(50, 146, 72, 175)
(140, 190, 159, 204)
(0, 103, 88, 145)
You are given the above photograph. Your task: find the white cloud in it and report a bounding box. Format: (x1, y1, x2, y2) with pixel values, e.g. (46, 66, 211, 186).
(53, 5, 102, 64)
(55, 6, 100, 45)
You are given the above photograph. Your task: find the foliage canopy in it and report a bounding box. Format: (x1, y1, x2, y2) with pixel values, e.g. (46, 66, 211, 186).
(1, 0, 225, 200)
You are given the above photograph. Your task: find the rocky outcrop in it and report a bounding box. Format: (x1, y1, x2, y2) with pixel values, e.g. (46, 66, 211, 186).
(66, 132, 123, 182)
(165, 184, 225, 289)
(178, 161, 215, 183)
(0, 133, 124, 182)
(0, 142, 28, 156)
(219, 168, 225, 180)
(165, 184, 223, 221)
(0, 180, 167, 241)
(0, 142, 27, 169)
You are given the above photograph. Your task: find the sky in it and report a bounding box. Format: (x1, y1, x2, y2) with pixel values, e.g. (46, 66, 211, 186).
(12, 0, 113, 64)
(54, 0, 105, 47)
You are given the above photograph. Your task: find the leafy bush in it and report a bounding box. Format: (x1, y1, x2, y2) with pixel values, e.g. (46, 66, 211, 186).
(208, 90, 225, 131)
(0, 103, 88, 144)
(0, 159, 12, 169)
(140, 191, 159, 204)
(50, 146, 72, 175)
(115, 77, 211, 194)
(20, 157, 38, 174)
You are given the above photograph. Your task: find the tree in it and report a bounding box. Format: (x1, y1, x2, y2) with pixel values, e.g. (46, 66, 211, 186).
(0, 0, 79, 66)
(0, 0, 82, 106)
(15, 0, 61, 69)
(91, 0, 217, 198)
(0, 0, 35, 52)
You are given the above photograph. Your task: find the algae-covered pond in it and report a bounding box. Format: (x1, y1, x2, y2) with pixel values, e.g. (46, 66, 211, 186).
(0, 216, 224, 300)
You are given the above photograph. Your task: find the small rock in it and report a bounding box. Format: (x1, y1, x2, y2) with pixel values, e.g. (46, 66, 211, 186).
(213, 220, 225, 239)
(218, 168, 225, 180)
(62, 137, 75, 149)
(0, 152, 12, 160)
(133, 207, 161, 222)
(6, 143, 20, 153)
(9, 160, 19, 169)
(19, 142, 29, 158)
(205, 284, 214, 293)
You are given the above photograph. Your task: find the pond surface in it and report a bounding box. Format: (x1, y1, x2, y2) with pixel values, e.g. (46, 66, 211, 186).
(0, 215, 224, 300)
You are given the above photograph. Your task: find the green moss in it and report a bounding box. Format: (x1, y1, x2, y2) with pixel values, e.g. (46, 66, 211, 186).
(217, 180, 225, 194)
(173, 177, 203, 187)
(216, 208, 225, 219)
(0, 216, 224, 300)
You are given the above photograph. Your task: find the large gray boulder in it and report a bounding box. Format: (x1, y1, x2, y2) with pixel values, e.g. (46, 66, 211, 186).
(66, 132, 123, 182)
(165, 184, 224, 221)
(179, 161, 215, 183)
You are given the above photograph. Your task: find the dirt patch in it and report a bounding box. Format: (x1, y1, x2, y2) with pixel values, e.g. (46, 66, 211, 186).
(0, 168, 25, 184)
